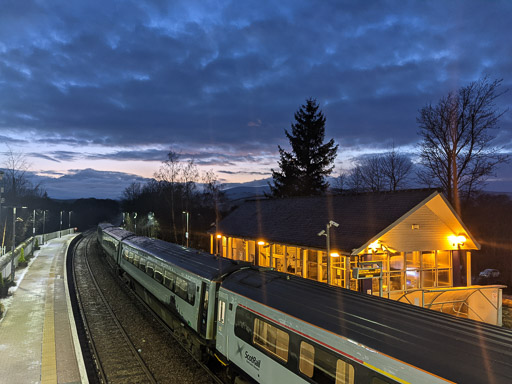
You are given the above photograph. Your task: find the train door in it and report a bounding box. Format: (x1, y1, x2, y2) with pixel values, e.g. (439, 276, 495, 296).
(215, 290, 229, 357)
(199, 282, 209, 337)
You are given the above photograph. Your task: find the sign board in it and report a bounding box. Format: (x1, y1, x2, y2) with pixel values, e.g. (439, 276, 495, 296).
(352, 261, 383, 279)
(353, 267, 382, 279)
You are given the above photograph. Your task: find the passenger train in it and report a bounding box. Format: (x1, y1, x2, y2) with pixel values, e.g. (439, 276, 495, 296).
(97, 224, 512, 384)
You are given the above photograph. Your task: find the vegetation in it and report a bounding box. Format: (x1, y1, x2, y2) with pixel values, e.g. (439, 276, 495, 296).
(342, 146, 413, 193)
(270, 98, 338, 197)
(121, 153, 225, 251)
(417, 76, 508, 215)
(18, 247, 26, 266)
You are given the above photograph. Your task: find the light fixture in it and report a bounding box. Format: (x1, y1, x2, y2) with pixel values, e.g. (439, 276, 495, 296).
(330, 252, 340, 257)
(448, 234, 466, 247)
(216, 234, 222, 239)
(368, 240, 380, 252)
(257, 241, 265, 245)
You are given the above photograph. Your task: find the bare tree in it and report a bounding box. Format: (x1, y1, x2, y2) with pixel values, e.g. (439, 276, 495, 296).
(2, 146, 31, 202)
(381, 146, 413, 191)
(155, 151, 182, 243)
(417, 76, 508, 214)
(202, 170, 224, 227)
(347, 147, 413, 193)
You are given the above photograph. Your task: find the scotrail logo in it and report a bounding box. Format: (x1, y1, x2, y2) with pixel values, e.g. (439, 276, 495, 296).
(237, 342, 261, 370)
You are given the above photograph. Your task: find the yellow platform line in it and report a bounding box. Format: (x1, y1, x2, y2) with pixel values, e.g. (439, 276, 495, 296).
(42, 273, 57, 384)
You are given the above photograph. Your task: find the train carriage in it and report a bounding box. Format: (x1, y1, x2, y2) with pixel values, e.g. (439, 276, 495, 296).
(97, 225, 512, 384)
(217, 268, 512, 384)
(97, 224, 134, 268)
(119, 235, 247, 344)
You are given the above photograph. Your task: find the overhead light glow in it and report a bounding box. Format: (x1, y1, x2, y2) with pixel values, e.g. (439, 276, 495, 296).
(448, 234, 466, 247)
(368, 240, 380, 252)
(330, 252, 340, 257)
(216, 234, 222, 239)
(257, 241, 265, 245)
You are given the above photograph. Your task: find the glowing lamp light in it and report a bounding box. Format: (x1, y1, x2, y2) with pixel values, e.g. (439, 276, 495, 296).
(368, 240, 380, 252)
(257, 241, 266, 245)
(448, 234, 466, 247)
(330, 252, 340, 257)
(216, 234, 222, 239)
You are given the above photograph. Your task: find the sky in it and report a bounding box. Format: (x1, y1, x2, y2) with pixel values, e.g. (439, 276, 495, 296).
(1, 0, 511, 199)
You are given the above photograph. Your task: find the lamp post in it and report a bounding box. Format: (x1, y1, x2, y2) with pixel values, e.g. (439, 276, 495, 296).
(318, 220, 339, 286)
(134, 212, 137, 235)
(8, 206, 27, 282)
(182, 211, 189, 247)
(32, 209, 36, 256)
(42, 210, 47, 245)
(68, 211, 72, 230)
(60, 210, 63, 238)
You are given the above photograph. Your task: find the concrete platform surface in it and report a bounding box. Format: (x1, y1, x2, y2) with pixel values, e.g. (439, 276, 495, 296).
(0, 234, 87, 384)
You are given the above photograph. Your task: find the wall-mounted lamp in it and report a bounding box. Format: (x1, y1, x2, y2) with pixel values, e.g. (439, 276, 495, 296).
(257, 240, 265, 246)
(448, 234, 466, 247)
(368, 240, 381, 253)
(330, 252, 340, 257)
(216, 234, 222, 239)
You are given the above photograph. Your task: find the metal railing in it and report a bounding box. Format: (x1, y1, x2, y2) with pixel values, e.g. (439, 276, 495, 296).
(0, 229, 76, 284)
(395, 285, 505, 326)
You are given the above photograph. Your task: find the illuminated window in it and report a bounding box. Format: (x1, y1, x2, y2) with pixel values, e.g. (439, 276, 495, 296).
(253, 318, 289, 362)
(336, 359, 355, 384)
(299, 342, 315, 378)
(218, 300, 226, 323)
(437, 250, 451, 268)
(437, 269, 451, 287)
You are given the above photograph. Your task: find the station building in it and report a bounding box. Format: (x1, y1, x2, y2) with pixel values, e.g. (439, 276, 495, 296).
(210, 189, 481, 300)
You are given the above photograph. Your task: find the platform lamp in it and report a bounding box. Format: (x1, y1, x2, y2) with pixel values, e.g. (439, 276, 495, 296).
(68, 211, 73, 230)
(318, 220, 339, 286)
(42, 210, 48, 245)
(59, 210, 63, 238)
(182, 211, 189, 247)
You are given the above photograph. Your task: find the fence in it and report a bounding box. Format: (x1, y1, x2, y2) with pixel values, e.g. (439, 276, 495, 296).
(0, 229, 76, 283)
(395, 285, 505, 326)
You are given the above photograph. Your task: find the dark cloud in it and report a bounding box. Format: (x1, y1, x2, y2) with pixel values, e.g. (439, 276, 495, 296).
(28, 168, 150, 200)
(1, 0, 511, 175)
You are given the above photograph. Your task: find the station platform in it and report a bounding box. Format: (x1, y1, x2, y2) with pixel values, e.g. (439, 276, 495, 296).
(0, 234, 88, 384)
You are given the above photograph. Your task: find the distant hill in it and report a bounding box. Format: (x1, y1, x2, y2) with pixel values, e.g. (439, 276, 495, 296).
(223, 185, 270, 201)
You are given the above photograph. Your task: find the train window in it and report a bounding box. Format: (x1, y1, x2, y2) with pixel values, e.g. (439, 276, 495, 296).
(218, 300, 226, 324)
(187, 282, 196, 305)
(175, 276, 189, 302)
(164, 271, 176, 291)
(253, 318, 289, 362)
(299, 341, 315, 378)
(146, 265, 154, 277)
(154, 267, 163, 283)
(139, 257, 146, 271)
(335, 360, 354, 384)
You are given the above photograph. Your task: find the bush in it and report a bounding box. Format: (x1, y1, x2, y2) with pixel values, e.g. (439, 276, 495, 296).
(18, 248, 27, 267)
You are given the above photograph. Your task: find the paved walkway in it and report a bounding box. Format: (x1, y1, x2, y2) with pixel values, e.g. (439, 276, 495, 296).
(0, 234, 87, 384)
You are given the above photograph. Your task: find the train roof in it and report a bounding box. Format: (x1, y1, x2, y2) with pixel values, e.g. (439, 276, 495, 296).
(123, 235, 248, 280)
(101, 225, 135, 241)
(222, 268, 512, 383)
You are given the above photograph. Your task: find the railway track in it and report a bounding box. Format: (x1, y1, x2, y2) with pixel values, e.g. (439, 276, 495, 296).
(70, 231, 220, 384)
(72, 234, 157, 383)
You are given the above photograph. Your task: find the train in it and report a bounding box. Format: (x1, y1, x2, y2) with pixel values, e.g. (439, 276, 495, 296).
(97, 224, 512, 384)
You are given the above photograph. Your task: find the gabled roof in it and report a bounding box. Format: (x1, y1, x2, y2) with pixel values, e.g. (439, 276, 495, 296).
(217, 189, 448, 253)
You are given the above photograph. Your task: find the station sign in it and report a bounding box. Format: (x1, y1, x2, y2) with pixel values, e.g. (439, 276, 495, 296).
(353, 267, 382, 279)
(352, 261, 383, 279)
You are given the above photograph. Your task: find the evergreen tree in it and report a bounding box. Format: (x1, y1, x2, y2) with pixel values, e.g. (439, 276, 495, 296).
(270, 98, 338, 197)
